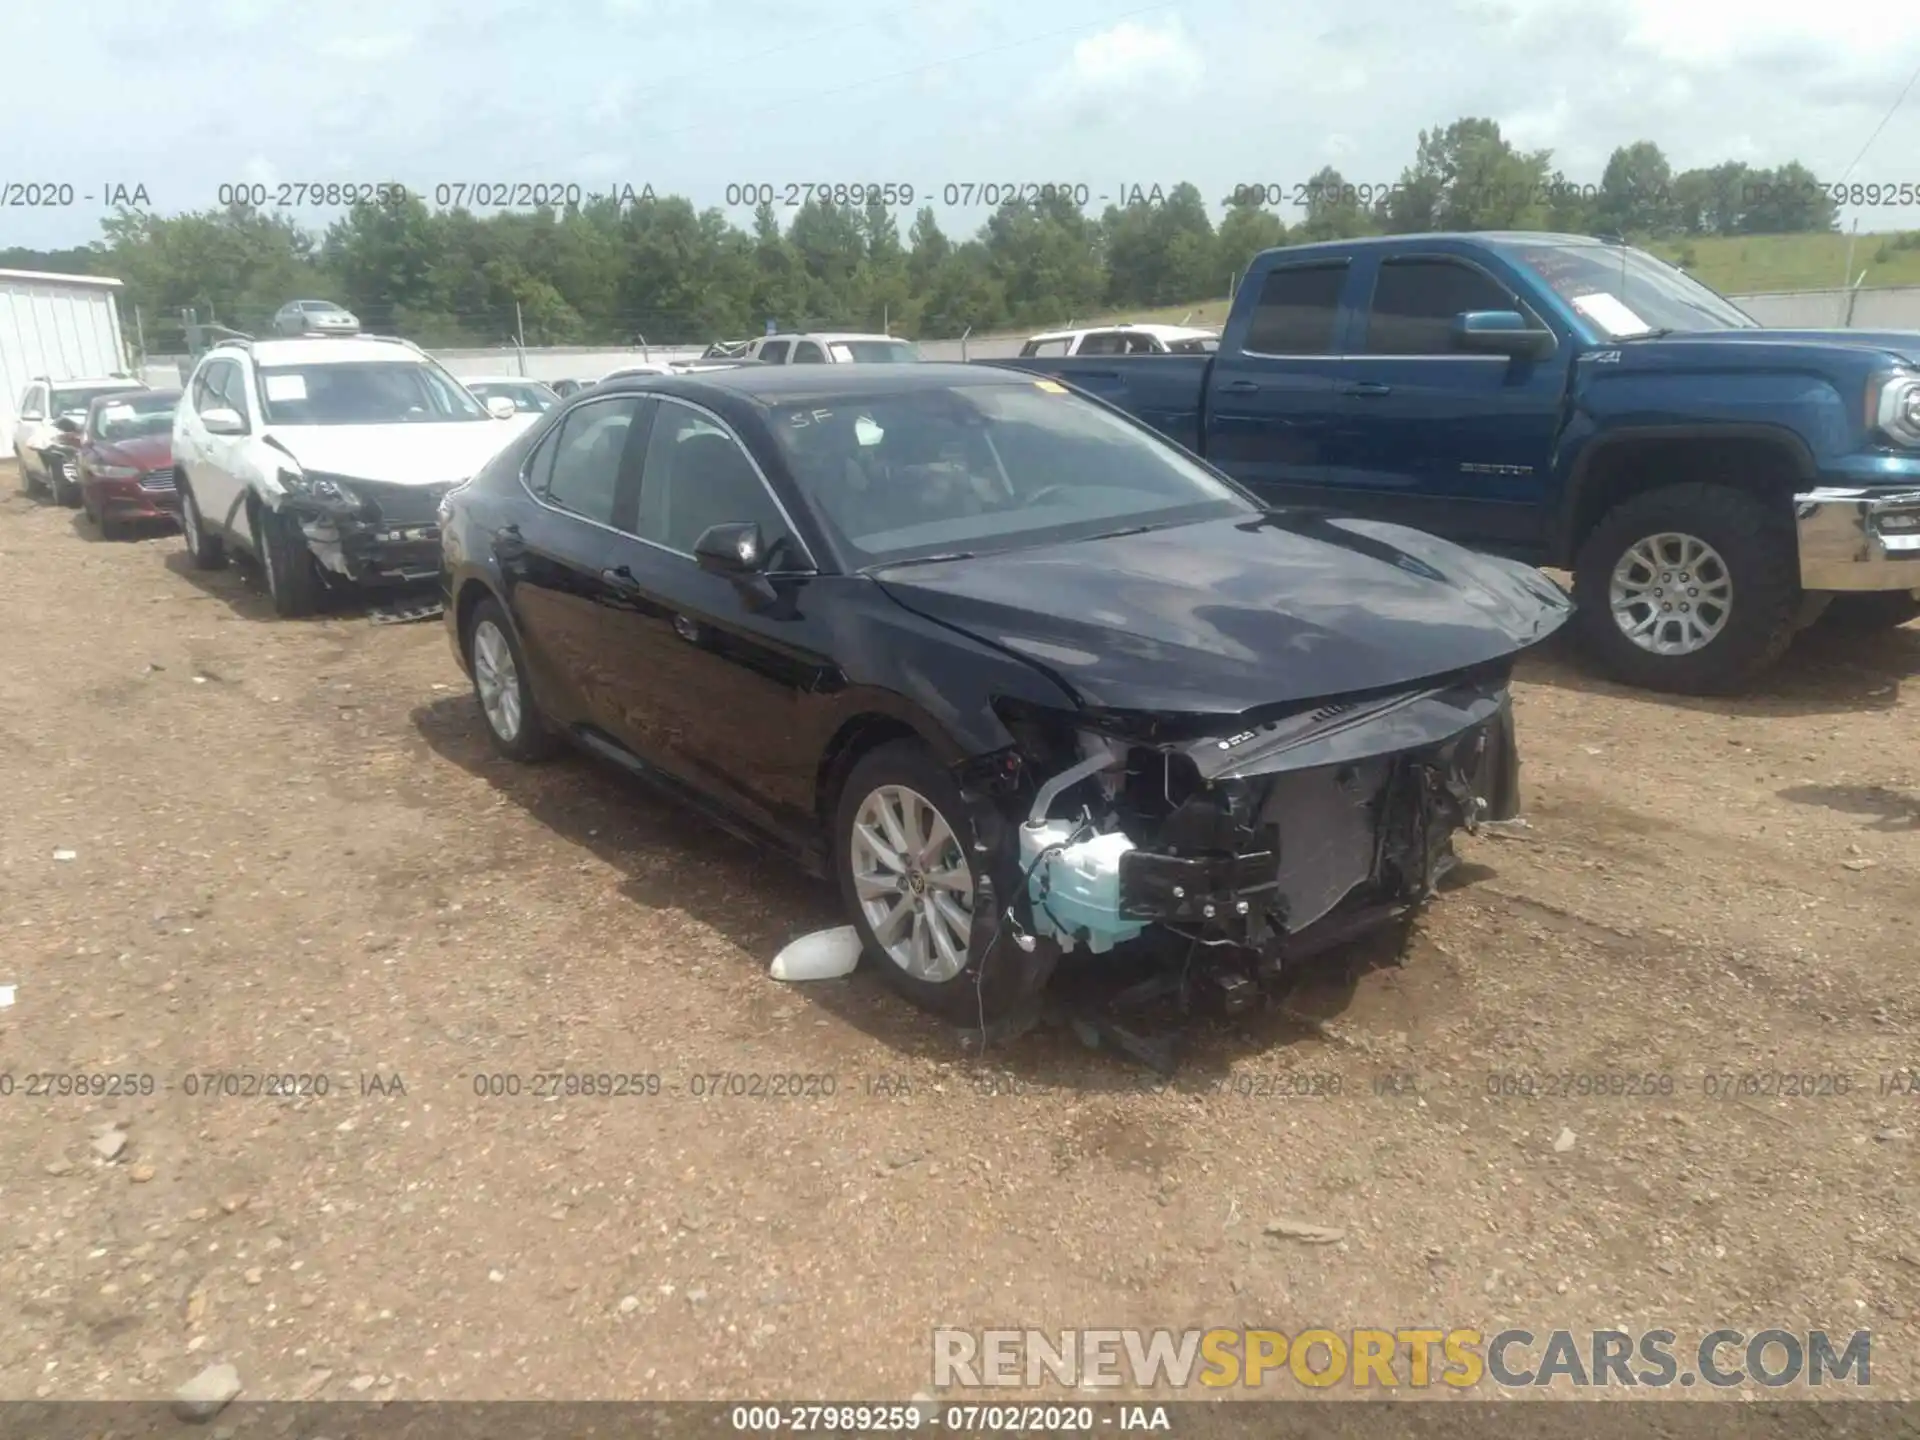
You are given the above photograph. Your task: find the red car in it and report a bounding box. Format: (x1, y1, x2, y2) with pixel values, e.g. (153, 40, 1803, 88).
(74, 389, 183, 538)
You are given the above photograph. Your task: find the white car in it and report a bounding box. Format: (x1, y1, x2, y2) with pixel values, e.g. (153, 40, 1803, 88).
(1018, 324, 1218, 357)
(12, 375, 149, 503)
(460, 376, 559, 438)
(744, 332, 921, 364)
(172, 334, 524, 617)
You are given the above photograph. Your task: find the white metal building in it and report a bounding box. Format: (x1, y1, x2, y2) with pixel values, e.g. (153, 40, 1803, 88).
(0, 268, 132, 436)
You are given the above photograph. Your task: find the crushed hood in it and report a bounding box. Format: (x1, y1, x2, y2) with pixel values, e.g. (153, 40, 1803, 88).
(267, 419, 521, 487)
(875, 513, 1570, 714)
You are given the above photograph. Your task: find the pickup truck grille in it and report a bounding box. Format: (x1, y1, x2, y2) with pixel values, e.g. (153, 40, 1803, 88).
(352, 480, 452, 526)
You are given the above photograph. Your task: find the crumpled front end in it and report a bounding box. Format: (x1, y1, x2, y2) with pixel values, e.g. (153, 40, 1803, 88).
(984, 666, 1521, 981)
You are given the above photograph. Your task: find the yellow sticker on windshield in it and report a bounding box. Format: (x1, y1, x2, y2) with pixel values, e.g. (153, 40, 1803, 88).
(1033, 379, 1067, 393)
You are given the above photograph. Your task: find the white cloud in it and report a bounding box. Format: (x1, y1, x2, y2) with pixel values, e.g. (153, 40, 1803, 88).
(1057, 18, 1203, 96)
(318, 31, 418, 62)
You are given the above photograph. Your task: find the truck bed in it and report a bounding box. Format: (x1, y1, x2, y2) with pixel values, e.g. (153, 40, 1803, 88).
(975, 355, 1210, 454)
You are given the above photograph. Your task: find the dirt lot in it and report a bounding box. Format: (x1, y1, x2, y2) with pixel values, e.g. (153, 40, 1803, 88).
(2, 457, 1917, 1406)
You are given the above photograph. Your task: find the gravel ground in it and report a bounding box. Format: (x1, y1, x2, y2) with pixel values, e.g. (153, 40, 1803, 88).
(2, 460, 1916, 1407)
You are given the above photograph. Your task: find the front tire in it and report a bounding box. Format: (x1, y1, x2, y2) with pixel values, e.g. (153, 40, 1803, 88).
(47, 453, 79, 507)
(255, 502, 325, 618)
(1573, 483, 1799, 695)
(833, 740, 1056, 1027)
(177, 476, 227, 570)
(465, 599, 563, 762)
(1819, 591, 1920, 632)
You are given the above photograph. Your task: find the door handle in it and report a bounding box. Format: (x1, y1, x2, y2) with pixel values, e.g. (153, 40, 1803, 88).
(601, 564, 642, 593)
(1221, 379, 1261, 394)
(1343, 382, 1393, 398)
(672, 614, 698, 642)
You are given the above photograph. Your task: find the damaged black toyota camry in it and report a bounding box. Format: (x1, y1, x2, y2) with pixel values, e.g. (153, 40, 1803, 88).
(440, 364, 1570, 1026)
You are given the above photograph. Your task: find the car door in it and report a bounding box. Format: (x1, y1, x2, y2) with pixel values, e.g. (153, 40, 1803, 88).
(14, 384, 46, 474)
(189, 358, 256, 537)
(594, 396, 832, 843)
(1204, 258, 1355, 501)
(1322, 252, 1571, 549)
(497, 394, 653, 734)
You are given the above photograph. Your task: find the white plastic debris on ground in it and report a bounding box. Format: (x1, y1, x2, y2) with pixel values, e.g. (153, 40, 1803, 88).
(769, 926, 863, 981)
(0, 983, 14, 1009)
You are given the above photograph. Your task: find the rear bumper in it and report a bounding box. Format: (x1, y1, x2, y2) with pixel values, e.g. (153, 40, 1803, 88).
(1795, 486, 1920, 592)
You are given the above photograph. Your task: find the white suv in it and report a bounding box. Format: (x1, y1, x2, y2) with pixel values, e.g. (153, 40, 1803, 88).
(12, 375, 149, 503)
(172, 334, 523, 616)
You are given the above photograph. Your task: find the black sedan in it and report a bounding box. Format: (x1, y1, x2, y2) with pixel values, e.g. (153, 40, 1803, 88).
(439, 365, 1570, 1026)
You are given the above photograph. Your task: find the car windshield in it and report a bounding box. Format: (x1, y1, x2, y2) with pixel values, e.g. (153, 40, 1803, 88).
(467, 380, 556, 413)
(91, 390, 179, 440)
(769, 381, 1252, 566)
(1502, 242, 1760, 337)
(826, 340, 921, 363)
(303, 302, 347, 315)
(52, 385, 141, 416)
(256, 361, 488, 424)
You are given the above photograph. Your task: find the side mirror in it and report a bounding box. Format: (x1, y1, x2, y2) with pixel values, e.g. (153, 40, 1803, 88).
(485, 395, 518, 420)
(53, 414, 83, 435)
(1453, 310, 1557, 360)
(694, 521, 769, 577)
(20, 409, 43, 422)
(200, 406, 248, 436)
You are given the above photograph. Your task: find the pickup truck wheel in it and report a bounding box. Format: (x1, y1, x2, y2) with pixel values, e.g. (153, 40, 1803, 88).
(1818, 591, 1920, 632)
(177, 477, 227, 570)
(465, 599, 563, 762)
(1573, 483, 1798, 695)
(834, 740, 1057, 1029)
(256, 503, 326, 618)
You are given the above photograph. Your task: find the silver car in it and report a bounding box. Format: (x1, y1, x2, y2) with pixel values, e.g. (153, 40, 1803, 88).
(272, 300, 360, 337)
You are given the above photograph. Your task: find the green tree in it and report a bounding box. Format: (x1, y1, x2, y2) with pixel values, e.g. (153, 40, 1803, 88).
(1385, 117, 1556, 232)
(1594, 141, 1676, 236)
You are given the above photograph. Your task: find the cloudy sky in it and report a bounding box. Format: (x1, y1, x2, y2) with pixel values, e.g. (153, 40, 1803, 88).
(9, 0, 1920, 249)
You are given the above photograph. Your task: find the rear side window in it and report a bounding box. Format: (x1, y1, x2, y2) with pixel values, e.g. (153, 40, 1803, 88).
(536, 395, 645, 527)
(1363, 258, 1517, 355)
(1244, 263, 1348, 355)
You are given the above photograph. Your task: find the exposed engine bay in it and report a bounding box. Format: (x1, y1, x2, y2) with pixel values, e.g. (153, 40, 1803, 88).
(954, 665, 1522, 1058)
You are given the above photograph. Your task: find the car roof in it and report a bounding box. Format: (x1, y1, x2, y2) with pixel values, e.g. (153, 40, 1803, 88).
(44, 376, 146, 389)
(244, 336, 426, 366)
(597, 361, 1032, 407)
(460, 375, 550, 384)
(1261, 231, 1618, 263)
(765, 332, 911, 344)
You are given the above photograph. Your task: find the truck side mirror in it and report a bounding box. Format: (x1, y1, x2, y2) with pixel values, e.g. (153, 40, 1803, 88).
(1453, 310, 1557, 361)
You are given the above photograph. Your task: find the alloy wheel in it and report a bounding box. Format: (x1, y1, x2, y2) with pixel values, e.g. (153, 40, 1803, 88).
(849, 783, 974, 982)
(472, 619, 523, 742)
(1609, 531, 1733, 657)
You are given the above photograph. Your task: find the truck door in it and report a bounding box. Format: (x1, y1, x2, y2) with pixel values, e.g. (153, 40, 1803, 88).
(1204, 259, 1354, 502)
(1323, 252, 1568, 551)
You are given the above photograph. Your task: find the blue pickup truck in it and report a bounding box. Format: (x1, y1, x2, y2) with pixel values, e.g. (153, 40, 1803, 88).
(991, 232, 1920, 693)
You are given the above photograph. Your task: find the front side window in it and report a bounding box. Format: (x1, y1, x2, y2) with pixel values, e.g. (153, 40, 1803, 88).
(792, 342, 826, 364)
(635, 401, 793, 557)
(193, 362, 242, 417)
(1363, 258, 1517, 355)
(758, 340, 791, 364)
(255, 360, 487, 425)
(1244, 263, 1348, 355)
(768, 380, 1251, 567)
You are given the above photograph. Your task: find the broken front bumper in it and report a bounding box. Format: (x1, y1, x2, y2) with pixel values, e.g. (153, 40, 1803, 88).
(1021, 677, 1519, 965)
(1795, 486, 1920, 592)
(298, 514, 443, 585)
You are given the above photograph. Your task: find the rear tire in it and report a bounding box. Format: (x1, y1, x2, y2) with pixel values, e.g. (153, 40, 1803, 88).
(833, 739, 1057, 1028)
(178, 476, 227, 570)
(1819, 591, 1920, 632)
(1573, 483, 1799, 695)
(465, 598, 563, 762)
(255, 502, 325, 618)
